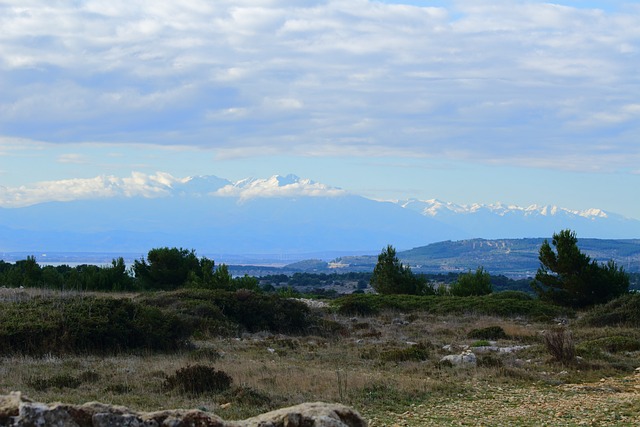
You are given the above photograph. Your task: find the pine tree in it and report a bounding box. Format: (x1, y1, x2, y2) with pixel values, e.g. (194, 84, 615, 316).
(531, 230, 629, 307)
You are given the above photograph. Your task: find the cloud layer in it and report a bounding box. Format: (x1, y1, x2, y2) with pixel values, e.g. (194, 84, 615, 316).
(1, 1, 639, 172)
(0, 172, 346, 207)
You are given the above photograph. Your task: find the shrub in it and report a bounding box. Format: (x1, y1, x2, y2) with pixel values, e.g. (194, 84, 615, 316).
(544, 327, 575, 364)
(579, 293, 640, 327)
(576, 336, 640, 358)
(471, 340, 491, 347)
(28, 374, 82, 391)
(164, 365, 233, 396)
(0, 296, 192, 355)
(336, 297, 379, 316)
(477, 354, 503, 368)
(224, 386, 273, 407)
(379, 343, 430, 362)
(333, 293, 569, 320)
(468, 326, 508, 340)
(139, 289, 313, 335)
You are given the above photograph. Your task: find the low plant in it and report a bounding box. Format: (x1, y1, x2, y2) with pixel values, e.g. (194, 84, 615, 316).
(579, 293, 640, 327)
(379, 343, 430, 363)
(27, 374, 82, 391)
(468, 326, 508, 340)
(0, 296, 192, 355)
(544, 327, 575, 364)
(163, 365, 233, 396)
(576, 335, 640, 359)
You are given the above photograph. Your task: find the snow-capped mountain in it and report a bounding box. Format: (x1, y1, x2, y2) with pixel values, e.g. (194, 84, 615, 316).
(400, 198, 610, 220)
(399, 198, 637, 239)
(0, 172, 639, 255)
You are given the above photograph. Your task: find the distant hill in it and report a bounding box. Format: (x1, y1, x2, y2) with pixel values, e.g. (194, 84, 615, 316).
(331, 238, 640, 277)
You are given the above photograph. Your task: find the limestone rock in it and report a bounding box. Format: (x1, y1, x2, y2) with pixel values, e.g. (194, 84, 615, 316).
(236, 402, 368, 427)
(440, 351, 477, 366)
(0, 393, 366, 427)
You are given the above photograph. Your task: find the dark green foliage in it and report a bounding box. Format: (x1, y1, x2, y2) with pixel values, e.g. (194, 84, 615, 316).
(449, 267, 493, 296)
(576, 336, 640, 358)
(164, 365, 232, 396)
(477, 354, 503, 368)
(468, 326, 508, 340)
(579, 293, 640, 327)
(139, 289, 313, 335)
(223, 386, 273, 407)
(133, 247, 201, 290)
(370, 245, 433, 295)
(105, 384, 134, 394)
(334, 293, 570, 320)
(28, 374, 82, 391)
(531, 230, 629, 307)
(0, 257, 135, 291)
(489, 291, 533, 300)
(0, 297, 192, 355)
(337, 298, 380, 316)
(133, 248, 259, 292)
(379, 343, 430, 362)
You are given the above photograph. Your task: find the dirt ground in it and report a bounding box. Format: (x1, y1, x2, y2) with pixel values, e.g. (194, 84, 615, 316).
(368, 369, 640, 427)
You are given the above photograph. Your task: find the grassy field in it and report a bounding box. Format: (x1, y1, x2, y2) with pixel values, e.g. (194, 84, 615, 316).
(0, 288, 639, 426)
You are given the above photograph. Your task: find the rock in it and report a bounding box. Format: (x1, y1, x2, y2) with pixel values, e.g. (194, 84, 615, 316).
(0, 393, 366, 427)
(440, 351, 477, 367)
(237, 402, 368, 427)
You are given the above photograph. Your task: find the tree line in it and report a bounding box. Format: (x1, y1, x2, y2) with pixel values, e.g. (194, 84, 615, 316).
(371, 229, 630, 308)
(0, 248, 259, 292)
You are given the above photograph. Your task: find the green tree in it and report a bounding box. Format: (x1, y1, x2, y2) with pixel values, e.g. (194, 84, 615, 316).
(370, 245, 432, 295)
(531, 229, 629, 307)
(449, 267, 493, 296)
(134, 247, 201, 290)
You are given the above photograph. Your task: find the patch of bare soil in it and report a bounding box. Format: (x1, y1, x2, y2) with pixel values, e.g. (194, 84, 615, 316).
(369, 370, 640, 426)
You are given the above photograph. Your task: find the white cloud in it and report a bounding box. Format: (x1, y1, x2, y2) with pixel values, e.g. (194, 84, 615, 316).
(215, 175, 347, 200)
(0, 172, 178, 207)
(0, 1, 638, 173)
(0, 172, 347, 207)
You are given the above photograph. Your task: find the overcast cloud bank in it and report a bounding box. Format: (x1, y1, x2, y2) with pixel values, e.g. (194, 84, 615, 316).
(1, 1, 639, 172)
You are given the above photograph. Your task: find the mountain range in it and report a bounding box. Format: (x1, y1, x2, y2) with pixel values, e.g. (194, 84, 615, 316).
(1, 173, 639, 259)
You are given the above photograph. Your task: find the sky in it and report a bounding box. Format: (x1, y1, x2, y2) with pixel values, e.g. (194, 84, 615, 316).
(1, 0, 639, 219)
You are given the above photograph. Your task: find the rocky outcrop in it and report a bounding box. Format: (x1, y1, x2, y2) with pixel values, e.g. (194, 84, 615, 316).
(0, 392, 367, 427)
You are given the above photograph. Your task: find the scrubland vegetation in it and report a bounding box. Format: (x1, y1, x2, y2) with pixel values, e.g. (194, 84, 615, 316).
(0, 231, 639, 425)
(0, 286, 639, 425)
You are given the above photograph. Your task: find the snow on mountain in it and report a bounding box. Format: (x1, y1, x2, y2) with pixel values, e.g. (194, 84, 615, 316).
(401, 199, 610, 220)
(398, 198, 637, 239)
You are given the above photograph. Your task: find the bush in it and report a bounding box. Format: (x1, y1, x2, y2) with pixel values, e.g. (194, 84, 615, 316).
(336, 298, 380, 316)
(544, 327, 575, 364)
(164, 365, 232, 396)
(140, 289, 313, 335)
(579, 293, 640, 327)
(380, 343, 430, 362)
(333, 293, 569, 320)
(576, 336, 640, 358)
(28, 374, 82, 391)
(0, 296, 192, 355)
(468, 326, 508, 340)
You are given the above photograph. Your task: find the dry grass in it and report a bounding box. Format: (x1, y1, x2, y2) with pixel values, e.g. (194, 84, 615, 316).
(1, 297, 639, 425)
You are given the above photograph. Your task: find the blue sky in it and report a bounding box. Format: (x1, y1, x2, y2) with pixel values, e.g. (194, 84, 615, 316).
(1, 0, 639, 220)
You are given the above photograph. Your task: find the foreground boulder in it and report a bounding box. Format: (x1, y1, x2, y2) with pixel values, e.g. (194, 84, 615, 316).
(0, 392, 367, 427)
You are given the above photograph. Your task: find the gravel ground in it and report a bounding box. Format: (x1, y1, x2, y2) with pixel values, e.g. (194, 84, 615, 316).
(367, 369, 640, 426)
